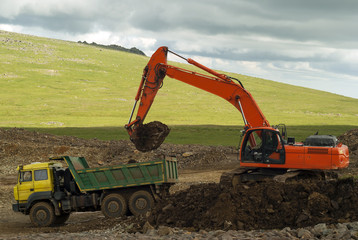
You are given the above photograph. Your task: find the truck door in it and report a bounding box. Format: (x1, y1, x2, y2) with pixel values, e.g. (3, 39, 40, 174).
(17, 170, 34, 202)
(33, 168, 53, 193)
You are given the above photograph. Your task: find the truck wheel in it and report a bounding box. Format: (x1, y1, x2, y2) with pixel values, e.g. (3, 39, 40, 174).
(29, 202, 56, 227)
(128, 190, 154, 216)
(54, 213, 70, 225)
(101, 193, 127, 218)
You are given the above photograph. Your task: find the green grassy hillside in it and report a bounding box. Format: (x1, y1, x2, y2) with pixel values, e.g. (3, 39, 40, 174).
(1, 30, 357, 145)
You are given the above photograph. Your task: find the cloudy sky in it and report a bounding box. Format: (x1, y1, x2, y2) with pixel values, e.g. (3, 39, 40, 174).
(1, 0, 358, 99)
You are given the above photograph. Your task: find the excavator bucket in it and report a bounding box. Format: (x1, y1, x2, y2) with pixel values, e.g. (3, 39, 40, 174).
(130, 121, 170, 152)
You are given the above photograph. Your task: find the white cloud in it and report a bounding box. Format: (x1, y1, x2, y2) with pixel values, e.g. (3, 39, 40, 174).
(0, 24, 21, 32)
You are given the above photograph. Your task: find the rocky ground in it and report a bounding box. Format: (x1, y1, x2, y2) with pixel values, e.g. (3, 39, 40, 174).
(0, 128, 358, 239)
(4, 221, 358, 240)
(0, 128, 235, 175)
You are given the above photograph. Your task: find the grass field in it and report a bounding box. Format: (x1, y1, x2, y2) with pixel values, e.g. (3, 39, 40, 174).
(1, 30, 357, 146)
(21, 124, 354, 147)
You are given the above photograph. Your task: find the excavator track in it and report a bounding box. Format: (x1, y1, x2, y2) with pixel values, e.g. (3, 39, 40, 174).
(219, 167, 338, 191)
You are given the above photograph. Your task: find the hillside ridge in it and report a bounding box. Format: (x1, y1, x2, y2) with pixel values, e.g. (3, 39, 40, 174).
(1, 30, 357, 132)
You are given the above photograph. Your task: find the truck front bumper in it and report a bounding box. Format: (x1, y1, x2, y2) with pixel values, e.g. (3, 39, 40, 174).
(12, 203, 26, 213)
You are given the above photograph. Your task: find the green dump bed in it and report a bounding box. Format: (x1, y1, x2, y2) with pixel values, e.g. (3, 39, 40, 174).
(59, 156, 178, 192)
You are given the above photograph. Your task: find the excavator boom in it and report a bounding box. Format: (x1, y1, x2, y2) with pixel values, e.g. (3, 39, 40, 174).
(126, 46, 269, 137)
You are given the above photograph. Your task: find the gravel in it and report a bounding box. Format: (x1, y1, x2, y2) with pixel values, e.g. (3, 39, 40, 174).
(2, 221, 358, 239)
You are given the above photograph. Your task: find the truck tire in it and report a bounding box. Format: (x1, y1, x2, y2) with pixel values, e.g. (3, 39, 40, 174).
(128, 190, 154, 216)
(29, 202, 56, 227)
(101, 193, 127, 218)
(54, 213, 70, 225)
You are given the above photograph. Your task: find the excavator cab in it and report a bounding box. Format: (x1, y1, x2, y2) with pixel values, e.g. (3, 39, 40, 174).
(241, 128, 285, 165)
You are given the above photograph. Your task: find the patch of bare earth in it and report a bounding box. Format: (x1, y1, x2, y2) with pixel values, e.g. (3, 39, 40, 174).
(0, 127, 357, 237)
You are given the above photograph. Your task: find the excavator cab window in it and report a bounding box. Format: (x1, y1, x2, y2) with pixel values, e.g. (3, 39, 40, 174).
(241, 129, 285, 164)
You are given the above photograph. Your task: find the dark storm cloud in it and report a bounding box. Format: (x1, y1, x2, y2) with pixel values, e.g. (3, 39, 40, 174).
(126, 0, 358, 45)
(1, 0, 358, 45)
(1, 13, 93, 34)
(0, 0, 132, 33)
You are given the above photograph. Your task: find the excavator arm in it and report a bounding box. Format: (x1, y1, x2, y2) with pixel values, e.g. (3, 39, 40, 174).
(125, 46, 269, 151)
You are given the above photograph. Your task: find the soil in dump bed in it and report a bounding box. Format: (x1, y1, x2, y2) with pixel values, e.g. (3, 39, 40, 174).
(131, 121, 170, 152)
(149, 177, 358, 231)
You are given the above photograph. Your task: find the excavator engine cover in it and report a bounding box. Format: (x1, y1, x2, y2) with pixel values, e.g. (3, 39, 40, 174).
(130, 121, 170, 152)
(304, 135, 338, 147)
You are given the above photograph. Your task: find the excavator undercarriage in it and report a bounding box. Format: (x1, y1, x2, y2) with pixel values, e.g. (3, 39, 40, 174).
(219, 167, 339, 192)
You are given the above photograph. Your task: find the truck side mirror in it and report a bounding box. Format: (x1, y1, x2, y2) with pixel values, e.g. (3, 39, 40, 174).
(18, 172, 22, 184)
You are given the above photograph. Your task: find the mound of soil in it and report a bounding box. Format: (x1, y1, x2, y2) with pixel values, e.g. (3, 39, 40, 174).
(339, 129, 358, 151)
(149, 178, 358, 231)
(130, 121, 170, 152)
(0, 128, 233, 175)
(146, 129, 358, 231)
(339, 129, 358, 168)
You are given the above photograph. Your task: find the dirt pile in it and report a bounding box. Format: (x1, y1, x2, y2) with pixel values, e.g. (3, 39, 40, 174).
(339, 129, 358, 151)
(339, 129, 358, 168)
(130, 121, 170, 152)
(0, 128, 233, 174)
(149, 178, 358, 231)
(0, 128, 131, 174)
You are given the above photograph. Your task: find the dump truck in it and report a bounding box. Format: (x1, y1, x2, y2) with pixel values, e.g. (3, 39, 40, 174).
(13, 156, 178, 227)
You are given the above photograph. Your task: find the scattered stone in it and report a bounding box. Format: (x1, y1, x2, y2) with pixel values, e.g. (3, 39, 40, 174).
(142, 221, 154, 234)
(297, 228, 313, 239)
(162, 203, 174, 212)
(312, 223, 329, 237)
(347, 222, 358, 231)
(182, 152, 194, 157)
(157, 226, 174, 236)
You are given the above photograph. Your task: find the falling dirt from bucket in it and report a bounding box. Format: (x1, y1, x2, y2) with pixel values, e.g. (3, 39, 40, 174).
(130, 121, 170, 152)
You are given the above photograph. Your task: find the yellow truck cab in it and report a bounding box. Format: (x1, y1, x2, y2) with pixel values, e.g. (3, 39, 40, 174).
(14, 162, 62, 204)
(13, 162, 67, 227)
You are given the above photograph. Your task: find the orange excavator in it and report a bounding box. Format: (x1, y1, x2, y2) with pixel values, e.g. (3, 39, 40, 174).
(125, 46, 349, 183)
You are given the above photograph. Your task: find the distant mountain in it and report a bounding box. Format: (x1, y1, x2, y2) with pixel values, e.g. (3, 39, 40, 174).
(77, 41, 146, 56)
